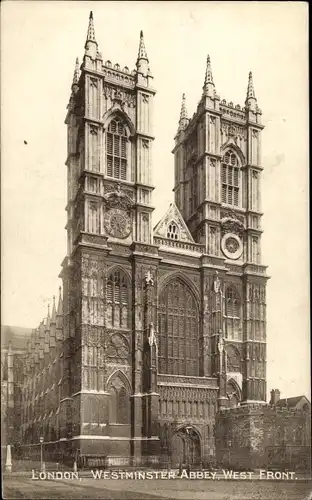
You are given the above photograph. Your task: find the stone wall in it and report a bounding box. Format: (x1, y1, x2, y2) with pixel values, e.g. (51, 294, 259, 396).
(215, 404, 311, 471)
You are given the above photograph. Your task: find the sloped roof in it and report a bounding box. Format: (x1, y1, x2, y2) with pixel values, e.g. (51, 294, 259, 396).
(276, 396, 310, 408)
(1, 325, 33, 350)
(153, 202, 194, 242)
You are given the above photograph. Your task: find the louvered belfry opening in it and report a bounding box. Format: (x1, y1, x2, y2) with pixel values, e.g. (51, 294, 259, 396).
(106, 118, 128, 180)
(221, 150, 240, 206)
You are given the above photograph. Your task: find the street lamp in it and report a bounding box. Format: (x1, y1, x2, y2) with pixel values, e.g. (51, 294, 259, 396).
(40, 437, 44, 471)
(228, 440, 232, 468)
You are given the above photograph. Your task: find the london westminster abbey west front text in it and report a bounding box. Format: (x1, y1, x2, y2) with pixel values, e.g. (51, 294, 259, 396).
(27, 12, 269, 467)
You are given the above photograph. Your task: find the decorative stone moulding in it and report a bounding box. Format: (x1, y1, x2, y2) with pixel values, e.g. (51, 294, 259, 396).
(221, 233, 243, 260)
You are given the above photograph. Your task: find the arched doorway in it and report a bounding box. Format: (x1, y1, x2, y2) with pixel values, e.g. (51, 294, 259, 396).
(171, 426, 201, 468)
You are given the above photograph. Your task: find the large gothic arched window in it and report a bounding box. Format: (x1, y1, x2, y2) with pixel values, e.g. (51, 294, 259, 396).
(106, 270, 130, 329)
(221, 149, 241, 206)
(106, 118, 128, 180)
(158, 279, 199, 376)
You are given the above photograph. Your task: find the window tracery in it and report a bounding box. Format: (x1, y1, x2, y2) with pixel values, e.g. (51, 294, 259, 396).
(158, 279, 199, 376)
(221, 149, 241, 206)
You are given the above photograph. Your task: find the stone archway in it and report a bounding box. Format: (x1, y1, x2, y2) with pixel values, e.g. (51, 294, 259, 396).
(171, 425, 201, 468)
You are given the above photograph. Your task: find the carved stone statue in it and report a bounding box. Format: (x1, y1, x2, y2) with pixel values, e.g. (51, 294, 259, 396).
(148, 322, 157, 348)
(217, 335, 224, 354)
(213, 272, 221, 294)
(145, 270, 154, 286)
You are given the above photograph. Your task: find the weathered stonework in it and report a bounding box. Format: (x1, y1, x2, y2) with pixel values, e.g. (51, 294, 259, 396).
(215, 404, 311, 472)
(15, 12, 296, 471)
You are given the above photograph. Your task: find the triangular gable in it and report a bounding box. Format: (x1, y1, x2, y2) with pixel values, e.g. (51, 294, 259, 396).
(153, 202, 194, 242)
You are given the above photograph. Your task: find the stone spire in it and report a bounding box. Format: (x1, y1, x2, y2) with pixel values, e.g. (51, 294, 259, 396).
(136, 30, 149, 75)
(72, 57, 80, 89)
(178, 93, 189, 131)
(85, 11, 96, 45)
(203, 55, 215, 98)
(246, 71, 255, 99)
(84, 11, 98, 58)
(245, 71, 257, 111)
(137, 30, 148, 61)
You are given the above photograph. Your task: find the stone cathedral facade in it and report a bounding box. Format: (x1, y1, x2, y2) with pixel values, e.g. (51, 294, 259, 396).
(20, 12, 269, 467)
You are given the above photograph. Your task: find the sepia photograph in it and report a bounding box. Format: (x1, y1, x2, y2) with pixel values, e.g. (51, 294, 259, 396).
(1, 2, 310, 499)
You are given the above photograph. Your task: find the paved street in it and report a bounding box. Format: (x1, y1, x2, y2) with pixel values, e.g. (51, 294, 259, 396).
(3, 475, 312, 500)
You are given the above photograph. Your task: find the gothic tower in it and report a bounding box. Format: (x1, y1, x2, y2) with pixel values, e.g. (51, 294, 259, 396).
(173, 56, 268, 405)
(61, 12, 159, 461)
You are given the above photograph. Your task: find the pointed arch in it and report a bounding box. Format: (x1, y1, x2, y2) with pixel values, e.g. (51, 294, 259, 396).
(106, 369, 131, 393)
(103, 109, 136, 137)
(107, 264, 132, 283)
(107, 370, 131, 425)
(174, 423, 202, 440)
(158, 276, 200, 376)
(221, 141, 246, 166)
(226, 377, 242, 408)
(158, 271, 200, 304)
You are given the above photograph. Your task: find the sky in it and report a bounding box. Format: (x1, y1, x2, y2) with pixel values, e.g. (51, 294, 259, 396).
(1, 1, 309, 399)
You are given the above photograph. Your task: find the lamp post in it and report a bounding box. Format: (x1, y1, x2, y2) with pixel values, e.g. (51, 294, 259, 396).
(228, 440, 232, 468)
(40, 437, 44, 471)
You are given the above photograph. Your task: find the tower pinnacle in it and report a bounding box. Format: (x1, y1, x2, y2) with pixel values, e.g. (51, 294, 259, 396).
(86, 11, 96, 45)
(72, 57, 80, 89)
(245, 71, 257, 111)
(136, 30, 150, 76)
(178, 93, 189, 131)
(84, 11, 98, 58)
(137, 30, 149, 61)
(203, 55, 216, 98)
(246, 71, 256, 100)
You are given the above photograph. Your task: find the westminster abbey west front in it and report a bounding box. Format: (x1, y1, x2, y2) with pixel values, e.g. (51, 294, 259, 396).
(20, 12, 269, 468)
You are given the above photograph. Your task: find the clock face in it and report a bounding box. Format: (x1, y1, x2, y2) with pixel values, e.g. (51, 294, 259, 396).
(221, 233, 243, 260)
(104, 208, 131, 239)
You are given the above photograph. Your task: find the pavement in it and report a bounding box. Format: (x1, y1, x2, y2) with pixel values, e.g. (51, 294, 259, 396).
(3, 474, 312, 500)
